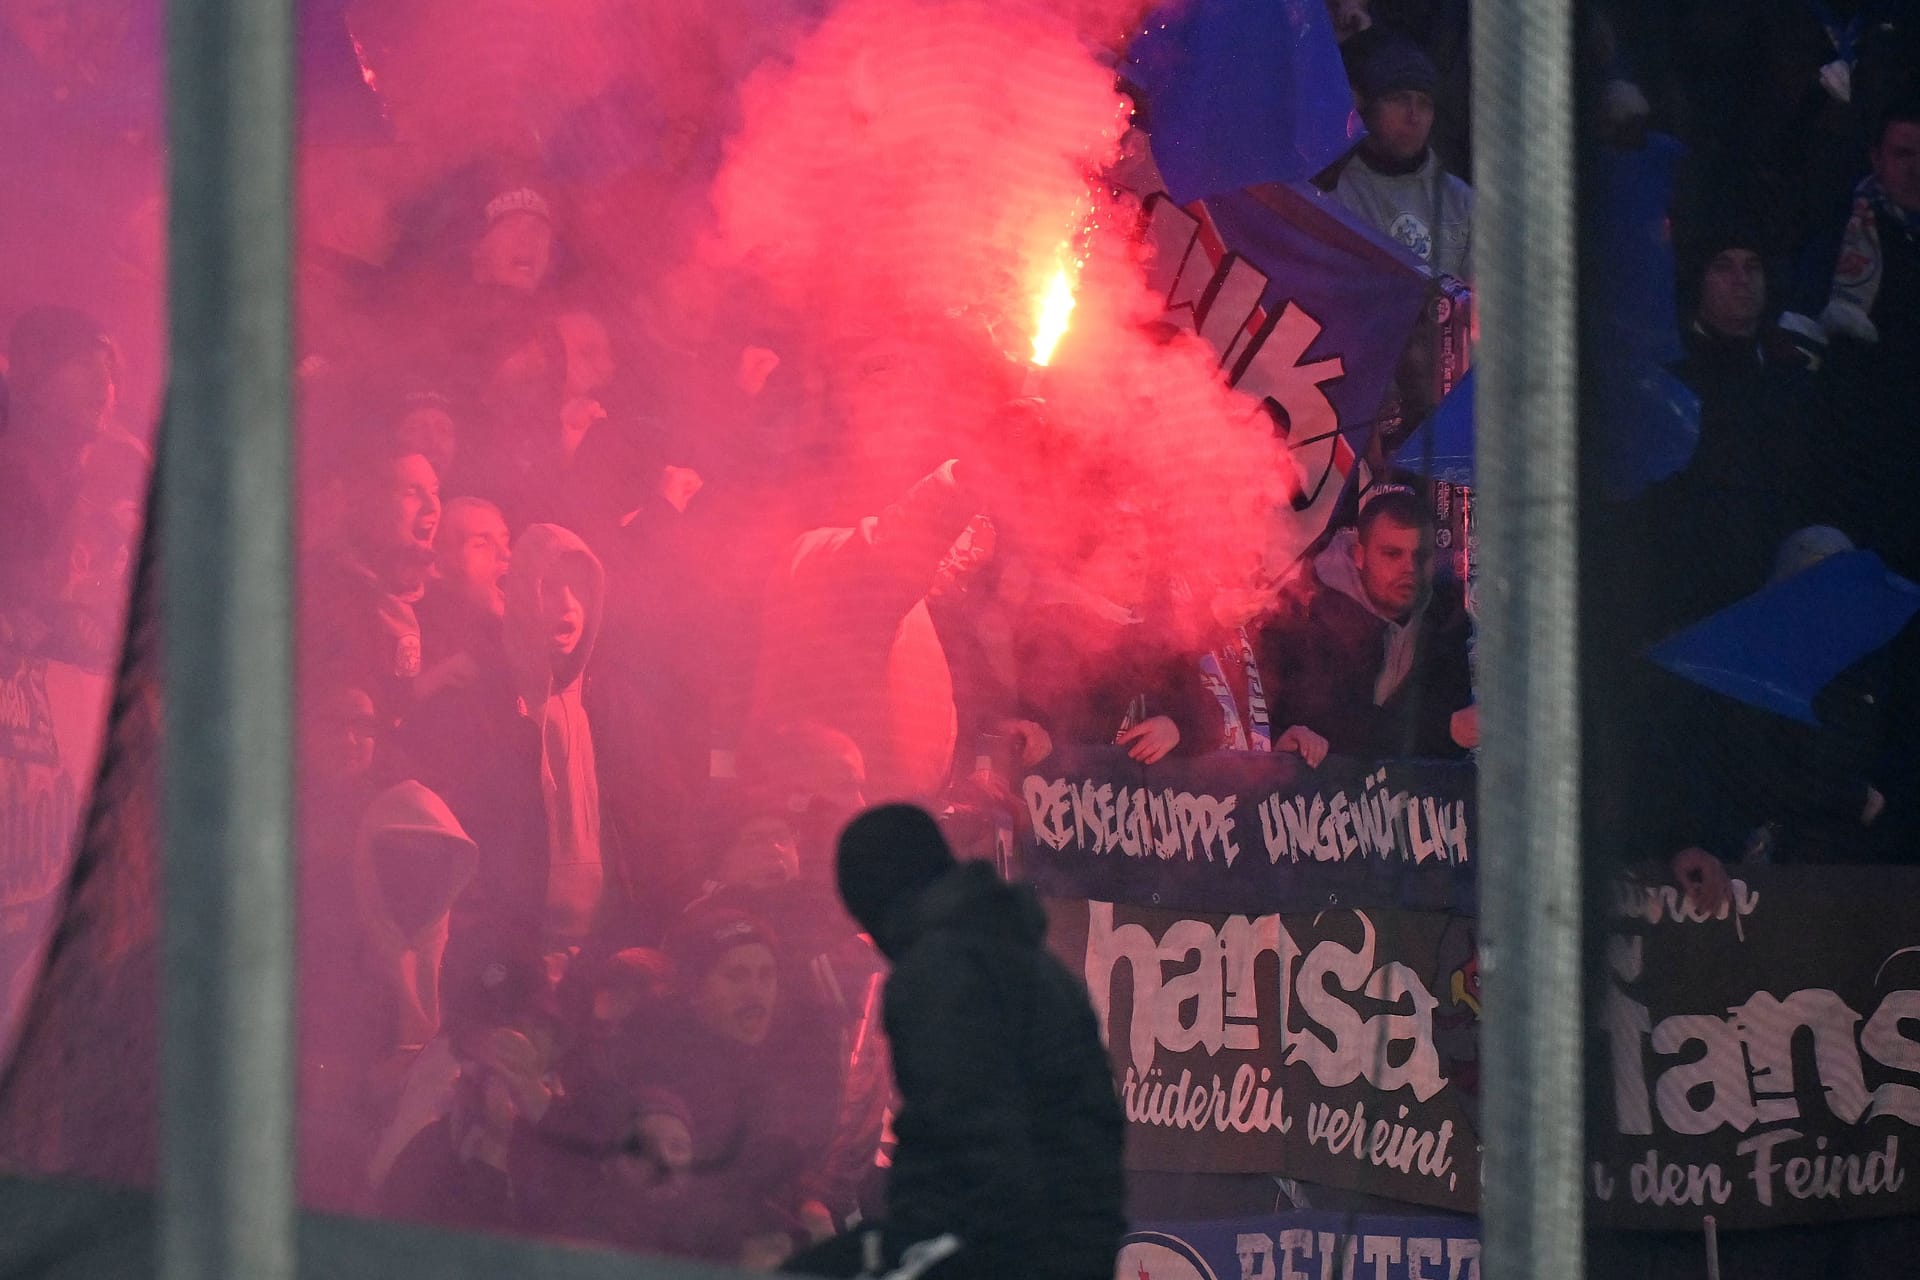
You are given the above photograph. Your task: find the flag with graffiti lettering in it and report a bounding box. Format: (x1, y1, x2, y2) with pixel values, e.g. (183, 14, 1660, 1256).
(1592, 867, 1920, 1229)
(1049, 897, 1482, 1210)
(1018, 745, 1475, 917)
(1135, 180, 1430, 571)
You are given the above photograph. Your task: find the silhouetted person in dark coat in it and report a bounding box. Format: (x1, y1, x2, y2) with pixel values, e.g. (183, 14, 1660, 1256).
(783, 805, 1124, 1280)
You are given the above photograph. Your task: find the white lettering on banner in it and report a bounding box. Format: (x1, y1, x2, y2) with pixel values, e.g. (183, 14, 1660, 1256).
(1627, 1149, 1733, 1207)
(1303, 1100, 1458, 1188)
(0, 655, 110, 1064)
(1612, 877, 1761, 928)
(1141, 194, 1348, 573)
(1602, 971, 1920, 1139)
(1591, 1161, 1619, 1201)
(1316, 1232, 1358, 1279)
(1277, 1229, 1311, 1280)
(1119, 1064, 1290, 1135)
(1024, 775, 1242, 865)
(1233, 1230, 1479, 1280)
(1141, 196, 1344, 458)
(1024, 767, 1469, 870)
(1235, 1233, 1276, 1280)
(1599, 928, 1920, 1216)
(1224, 303, 1345, 463)
(1610, 1134, 1909, 1213)
(0, 761, 80, 910)
(1736, 1130, 1906, 1208)
(1362, 1235, 1401, 1279)
(1256, 770, 1468, 867)
(1084, 902, 1446, 1099)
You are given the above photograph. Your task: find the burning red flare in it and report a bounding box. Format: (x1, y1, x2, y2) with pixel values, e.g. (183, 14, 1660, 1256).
(1030, 261, 1078, 366)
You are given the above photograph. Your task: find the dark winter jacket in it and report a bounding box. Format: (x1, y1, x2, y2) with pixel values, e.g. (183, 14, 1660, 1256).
(873, 861, 1125, 1280)
(400, 525, 607, 950)
(1259, 532, 1474, 761)
(413, 585, 500, 676)
(303, 547, 424, 729)
(1640, 324, 1828, 634)
(376, 1112, 518, 1233)
(684, 879, 890, 1220)
(1016, 590, 1220, 759)
(620, 1010, 829, 1262)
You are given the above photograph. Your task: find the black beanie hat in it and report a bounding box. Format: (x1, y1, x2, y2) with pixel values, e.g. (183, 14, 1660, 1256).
(1679, 218, 1766, 282)
(1348, 32, 1438, 103)
(836, 804, 957, 941)
(665, 907, 778, 984)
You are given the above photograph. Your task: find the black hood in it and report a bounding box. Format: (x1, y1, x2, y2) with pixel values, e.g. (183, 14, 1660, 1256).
(875, 860, 1046, 960)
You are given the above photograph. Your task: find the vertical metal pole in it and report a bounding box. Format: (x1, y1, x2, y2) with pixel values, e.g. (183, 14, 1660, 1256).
(1471, 0, 1583, 1278)
(161, 0, 296, 1274)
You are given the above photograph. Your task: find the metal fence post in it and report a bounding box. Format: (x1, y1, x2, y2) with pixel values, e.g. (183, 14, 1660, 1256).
(1470, 1, 1584, 1277)
(160, 0, 297, 1275)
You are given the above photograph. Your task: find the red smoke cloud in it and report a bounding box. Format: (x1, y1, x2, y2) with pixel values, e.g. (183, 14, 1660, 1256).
(704, 0, 1289, 590)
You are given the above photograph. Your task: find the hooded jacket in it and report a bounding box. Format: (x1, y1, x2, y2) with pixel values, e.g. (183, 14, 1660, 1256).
(353, 781, 480, 1050)
(1259, 528, 1473, 760)
(863, 861, 1125, 1280)
(298, 781, 475, 1211)
(402, 523, 607, 947)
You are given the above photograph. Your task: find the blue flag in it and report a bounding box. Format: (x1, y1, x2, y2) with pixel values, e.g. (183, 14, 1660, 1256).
(1128, 0, 1361, 204)
(1404, 369, 1475, 486)
(1193, 183, 1428, 440)
(1139, 180, 1430, 568)
(1649, 551, 1920, 726)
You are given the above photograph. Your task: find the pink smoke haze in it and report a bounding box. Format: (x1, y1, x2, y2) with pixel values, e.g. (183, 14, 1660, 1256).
(706, 0, 1287, 585)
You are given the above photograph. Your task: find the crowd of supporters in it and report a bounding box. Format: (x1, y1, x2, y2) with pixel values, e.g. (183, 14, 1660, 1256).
(2, 0, 1918, 1270)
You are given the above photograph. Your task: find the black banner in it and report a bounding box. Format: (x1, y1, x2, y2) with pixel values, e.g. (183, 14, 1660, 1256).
(1047, 897, 1482, 1212)
(1019, 746, 1475, 917)
(1591, 867, 1920, 1229)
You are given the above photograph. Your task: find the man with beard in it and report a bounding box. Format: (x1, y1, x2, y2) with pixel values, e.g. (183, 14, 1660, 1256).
(687, 809, 891, 1238)
(304, 442, 441, 730)
(401, 523, 606, 959)
(415, 496, 511, 671)
(628, 908, 842, 1269)
(1259, 484, 1475, 761)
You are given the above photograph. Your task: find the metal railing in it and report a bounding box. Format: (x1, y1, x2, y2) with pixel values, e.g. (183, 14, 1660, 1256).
(1472, 1, 1585, 1278)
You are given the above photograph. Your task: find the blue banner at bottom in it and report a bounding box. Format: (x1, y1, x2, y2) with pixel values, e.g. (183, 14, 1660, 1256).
(1119, 1212, 1480, 1280)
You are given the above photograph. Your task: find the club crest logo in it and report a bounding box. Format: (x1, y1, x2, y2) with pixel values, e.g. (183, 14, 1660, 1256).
(1388, 213, 1433, 264)
(1114, 1232, 1219, 1280)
